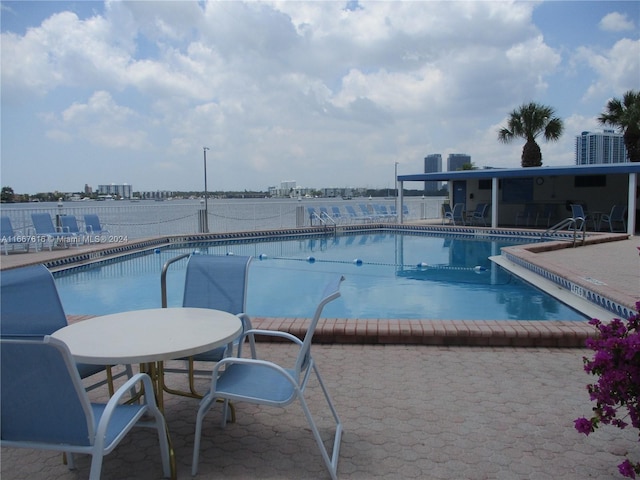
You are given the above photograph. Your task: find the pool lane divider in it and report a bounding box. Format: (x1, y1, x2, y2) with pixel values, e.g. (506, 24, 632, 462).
(252, 252, 488, 273)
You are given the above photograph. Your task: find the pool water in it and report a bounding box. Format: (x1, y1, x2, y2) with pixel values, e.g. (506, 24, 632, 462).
(53, 232, 586, 321)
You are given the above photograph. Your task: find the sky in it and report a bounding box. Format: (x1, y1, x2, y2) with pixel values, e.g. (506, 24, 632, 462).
(1, 1, 639, 195)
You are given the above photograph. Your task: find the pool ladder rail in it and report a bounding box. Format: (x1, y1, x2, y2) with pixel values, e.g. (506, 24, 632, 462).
(310, 210, 338, 233)
(541, 216, 586, 247)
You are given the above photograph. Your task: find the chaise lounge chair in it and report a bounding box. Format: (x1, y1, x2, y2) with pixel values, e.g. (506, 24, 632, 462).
(30, 213, 78, 250)
(83, 214, 110, 241)
(59, 215, 85, 245)
(0, 216, 30, 255)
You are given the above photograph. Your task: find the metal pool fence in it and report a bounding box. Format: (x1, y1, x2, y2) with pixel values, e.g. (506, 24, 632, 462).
(1, 197, 446, 240)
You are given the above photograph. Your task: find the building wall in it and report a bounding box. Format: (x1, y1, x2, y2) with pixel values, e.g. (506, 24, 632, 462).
(575, 130, 627, 165)
(424, 154, 442, 192)
(97, 184, 133, 199)
(447, 153, 471, 172)
(460, 174, 631, 226)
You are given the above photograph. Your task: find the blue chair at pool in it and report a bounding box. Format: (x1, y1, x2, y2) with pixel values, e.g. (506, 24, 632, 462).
(601, 204, 627, 232)
(331, 206, 345, 223)
(1, 216, 30, 255)
(468, 203, 490, 226)
(160, 254, 253, 399)
(0, 264, 131, 394)
(192, 275, 344, 479)
(449, 203, 466, 225)
(345, 204, 368, 222)
(59, 215, 85, 244)
(570, 204, 595, 231)
(31, 213, 77, 250)
(1, 336, 171, 480)
(83, 214, 110, 240)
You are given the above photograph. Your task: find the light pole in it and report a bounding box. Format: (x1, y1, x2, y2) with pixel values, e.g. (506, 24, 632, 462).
(394, 161, 399, 215)
(203, 146, 210, 233)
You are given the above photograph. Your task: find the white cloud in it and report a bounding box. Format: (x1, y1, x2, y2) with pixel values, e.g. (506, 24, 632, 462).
(578, 38, 640, 99)
(2, 1, 636, 193)
(48, 91, 149, 149)
(599, 12, 635, 32)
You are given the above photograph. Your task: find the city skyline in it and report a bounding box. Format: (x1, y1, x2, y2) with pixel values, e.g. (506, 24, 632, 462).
(2, 1, 638, 194)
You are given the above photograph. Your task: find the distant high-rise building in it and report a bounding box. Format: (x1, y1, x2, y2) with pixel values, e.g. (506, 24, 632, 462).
(97, 183, 132, 199)
(447, 153, 471, 172)
(424, 154, 442, 192)
(575, 130, 627, 165)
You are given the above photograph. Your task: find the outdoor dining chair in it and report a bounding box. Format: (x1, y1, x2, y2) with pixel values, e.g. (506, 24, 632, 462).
(0, 263, 131, 394)
(160, 253, 253, 399)
(191, 275, 344, 480)
(468, 203, 490, 226)
(570, 204, 595, 231)
(450, 203, 466, 225)
(601, 204, 627, 232)
(1, 336, 171, 480)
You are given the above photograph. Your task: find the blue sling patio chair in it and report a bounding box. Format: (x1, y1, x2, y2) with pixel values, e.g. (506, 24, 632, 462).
(30, 212, 77, 250)
(442, 204, 453, 224)
(160, 253, 253, 400)
(331, 206, 346, 223)
(345, 204, 368, 222)
(1, 336, 171, 480)
(191, 275, 344, 480)
(450, 203, 466, 225)
(468, 203, 490, 226)
(83, 214, 110, 241)
(1, 216, 30, 255)
(601, 204, 627, 232)
(59, 215, 85, 245)
(0, 264, 132, 394)
(570, 204, 595, 231)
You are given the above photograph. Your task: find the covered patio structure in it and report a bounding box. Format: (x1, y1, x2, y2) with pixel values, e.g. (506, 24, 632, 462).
(397, 163, 640, 235)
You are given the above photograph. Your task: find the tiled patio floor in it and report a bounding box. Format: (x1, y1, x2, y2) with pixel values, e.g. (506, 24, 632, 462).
(1, 344, 637, 479)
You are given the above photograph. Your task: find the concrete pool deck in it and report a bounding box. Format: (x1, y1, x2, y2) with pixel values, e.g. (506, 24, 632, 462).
(1, 231, 639, 479)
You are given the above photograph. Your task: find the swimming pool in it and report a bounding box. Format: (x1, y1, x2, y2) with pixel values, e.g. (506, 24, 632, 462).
(53, 232, 586, 321)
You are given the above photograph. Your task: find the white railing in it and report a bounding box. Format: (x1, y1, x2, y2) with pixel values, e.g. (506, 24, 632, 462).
(0, 197, 446, 240)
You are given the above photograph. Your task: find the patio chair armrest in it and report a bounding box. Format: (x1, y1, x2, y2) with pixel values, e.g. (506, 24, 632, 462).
(212, 357, 298, 386)
(95, 372, 159, 427)
(237, 312, 252, 331)
(242, 329, 303, 345)
(240, 328, 302, 346)
(105, 372, 156, 407)
(238, 329, 302, 358)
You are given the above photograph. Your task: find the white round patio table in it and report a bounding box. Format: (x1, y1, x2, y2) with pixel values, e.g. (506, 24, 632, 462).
(52, 307, 241, 365)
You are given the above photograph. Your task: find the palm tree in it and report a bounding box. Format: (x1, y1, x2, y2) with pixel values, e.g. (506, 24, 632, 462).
(598, 90, 640, 162)
(497, 102, 564, 167)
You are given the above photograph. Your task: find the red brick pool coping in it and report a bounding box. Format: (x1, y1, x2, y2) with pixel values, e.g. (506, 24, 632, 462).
(68, 314, 595, 348)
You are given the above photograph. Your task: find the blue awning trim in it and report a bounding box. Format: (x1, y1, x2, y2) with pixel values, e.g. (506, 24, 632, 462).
(398, 163, 640, 182)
